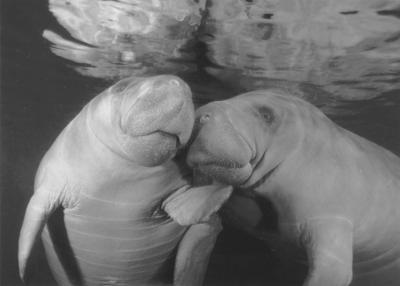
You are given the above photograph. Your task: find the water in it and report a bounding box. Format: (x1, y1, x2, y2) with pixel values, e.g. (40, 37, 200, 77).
(1, 0, 400, 285)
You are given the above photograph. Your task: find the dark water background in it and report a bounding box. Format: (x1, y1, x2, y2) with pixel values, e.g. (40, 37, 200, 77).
(1, 0, 400, 285)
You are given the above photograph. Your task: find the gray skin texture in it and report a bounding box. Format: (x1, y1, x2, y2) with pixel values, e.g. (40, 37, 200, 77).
(186, 90, 400, 286)
(18, 75, 232, 286)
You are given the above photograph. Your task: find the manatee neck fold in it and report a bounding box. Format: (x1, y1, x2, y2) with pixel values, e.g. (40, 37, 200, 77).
(85, 91, 140, 164)
(241, 104, 304, 189)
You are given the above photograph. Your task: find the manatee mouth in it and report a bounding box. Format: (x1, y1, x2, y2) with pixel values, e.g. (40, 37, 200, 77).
(189, 148, 253, 185)
(186, 130, 254, 185)
(241, 162, 281, 189)
(158, 130, 181, 147)
(195, 155, 248, 170)
(194, 163, 253, 186)
(142, 130, 181, 149)
(127, 131, 181, 166)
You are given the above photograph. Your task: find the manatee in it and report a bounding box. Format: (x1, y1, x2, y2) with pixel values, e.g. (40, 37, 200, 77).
(186, 90, 400, 286)
(18, 75, 231, 286)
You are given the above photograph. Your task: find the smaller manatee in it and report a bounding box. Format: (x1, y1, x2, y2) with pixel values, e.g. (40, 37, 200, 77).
(186, 90, 400, 286)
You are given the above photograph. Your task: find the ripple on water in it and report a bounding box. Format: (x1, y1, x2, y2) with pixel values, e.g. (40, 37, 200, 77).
(42, 0, 400, 107)
(44, 0, 207, 79)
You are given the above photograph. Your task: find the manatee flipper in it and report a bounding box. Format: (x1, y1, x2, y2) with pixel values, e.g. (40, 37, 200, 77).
(18, 189, 62, 281)
(18, 166, 71, 282)
(162, 185, 233, 226)
(302, 217, 354, 286)
(174, 215, 222, 286)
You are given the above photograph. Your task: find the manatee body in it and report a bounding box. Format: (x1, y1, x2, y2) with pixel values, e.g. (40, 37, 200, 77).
(18, 75, 225, 286)
(187, 90, 400, 286)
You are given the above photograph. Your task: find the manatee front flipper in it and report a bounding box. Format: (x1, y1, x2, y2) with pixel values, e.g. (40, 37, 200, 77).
(162, 185, 231, 285)
(301, 216, 354, 286)
(174, 215, 222, 286)
(18, 167, 75, 282)
(162, 185, 233, 226)
(19, 192, 62, 282)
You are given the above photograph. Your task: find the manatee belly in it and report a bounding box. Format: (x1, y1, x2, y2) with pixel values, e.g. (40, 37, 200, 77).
(352, 247, 400, 286)
(350, 196, 400, 286)
(41, 201, 186, 286)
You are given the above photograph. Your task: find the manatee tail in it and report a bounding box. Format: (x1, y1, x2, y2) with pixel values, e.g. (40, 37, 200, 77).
(18, 191, 60, 282)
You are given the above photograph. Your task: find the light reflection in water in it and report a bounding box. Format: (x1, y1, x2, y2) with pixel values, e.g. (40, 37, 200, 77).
(44, 0, 206, 78)
(43, 0, 400, 105)
(202, 0, 400, 100)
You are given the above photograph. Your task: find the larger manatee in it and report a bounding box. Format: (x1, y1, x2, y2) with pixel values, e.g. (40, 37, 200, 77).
(18, 75, 231, 286)
(186, 90, 400, 286)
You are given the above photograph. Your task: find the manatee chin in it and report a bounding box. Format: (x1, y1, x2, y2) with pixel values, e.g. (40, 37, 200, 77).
(123, 132, 179, 167)
(187, 139, 254, 185)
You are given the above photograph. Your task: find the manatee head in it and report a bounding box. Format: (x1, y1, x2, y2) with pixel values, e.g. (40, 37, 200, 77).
(98, 75, 195, 166)
(187, 90, 300, 186)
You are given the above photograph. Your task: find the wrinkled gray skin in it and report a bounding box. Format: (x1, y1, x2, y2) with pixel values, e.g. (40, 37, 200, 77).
(186, 90, 400, 286)
(18, 75, 232, 286)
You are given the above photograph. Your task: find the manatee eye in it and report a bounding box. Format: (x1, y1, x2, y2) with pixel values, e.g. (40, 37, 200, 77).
(111, 78, 134, 93)
(257, 106, 275, 124)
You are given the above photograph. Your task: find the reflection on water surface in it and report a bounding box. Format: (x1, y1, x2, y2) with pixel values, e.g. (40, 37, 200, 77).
(44, 0, 205, 78)
(44, 0, 400, 102)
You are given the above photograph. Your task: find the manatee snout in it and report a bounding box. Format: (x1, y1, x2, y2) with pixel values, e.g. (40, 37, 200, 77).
(121, 75, 195, 146)
(111, 75, 195, 166)
(187, 103, 253, 185)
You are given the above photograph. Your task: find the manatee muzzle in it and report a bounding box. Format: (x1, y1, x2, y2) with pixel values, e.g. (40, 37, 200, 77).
(187, 103, 253, 185)
(120, 75, 194, 145)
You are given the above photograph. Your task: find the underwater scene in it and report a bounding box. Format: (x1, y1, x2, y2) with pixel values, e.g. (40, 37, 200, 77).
(2, 0, 400, 285)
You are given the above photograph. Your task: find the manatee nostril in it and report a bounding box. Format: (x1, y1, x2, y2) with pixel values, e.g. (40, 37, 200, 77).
(199, 114, 211, 124)
(169, 79, 181, 87)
